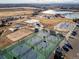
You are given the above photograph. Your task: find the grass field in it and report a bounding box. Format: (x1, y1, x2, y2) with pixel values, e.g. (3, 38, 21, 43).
(39, 18, 73, 29)
(40, 18, 73, 24)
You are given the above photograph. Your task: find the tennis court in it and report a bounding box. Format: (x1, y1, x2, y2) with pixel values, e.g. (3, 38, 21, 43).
(0, 29, 63, 59)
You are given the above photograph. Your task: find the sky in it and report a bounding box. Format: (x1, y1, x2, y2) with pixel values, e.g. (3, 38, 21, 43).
(0, 0, 79, 4)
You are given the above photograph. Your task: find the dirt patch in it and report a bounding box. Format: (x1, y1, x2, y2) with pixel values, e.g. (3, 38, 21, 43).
(6, 29, 33, 41)
(0, 37, 13, 49)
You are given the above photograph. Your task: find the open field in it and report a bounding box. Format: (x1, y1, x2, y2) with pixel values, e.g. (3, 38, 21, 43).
(0, 37, 13, 49)
(39, 18, 73, 29)
(0, 28, 33, 49)
(0, 7, 40, 17)
(40, 18, 72, 24)
(6, 29, 33, 41)
(0, 10, 33, 17)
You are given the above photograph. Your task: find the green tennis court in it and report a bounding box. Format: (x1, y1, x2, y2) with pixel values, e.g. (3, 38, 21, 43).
(0, 30, 63, 59)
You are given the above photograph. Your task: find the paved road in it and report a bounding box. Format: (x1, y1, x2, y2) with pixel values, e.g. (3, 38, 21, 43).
(49, 29, 79, 59)
(65, 30, 79, 59)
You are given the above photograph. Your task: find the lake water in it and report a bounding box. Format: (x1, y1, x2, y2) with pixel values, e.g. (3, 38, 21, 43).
(43, 10, 79, 19)
(64, 13, 79, 19)
(56, 10, 79, 19)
